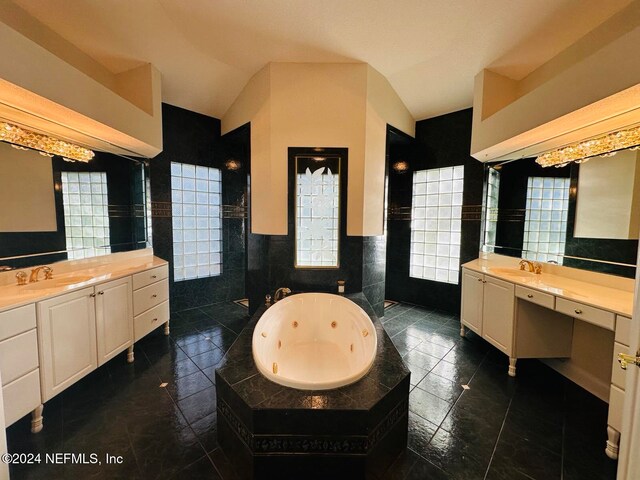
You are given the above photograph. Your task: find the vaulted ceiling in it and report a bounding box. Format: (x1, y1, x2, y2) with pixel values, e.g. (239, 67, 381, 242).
(12, 0, 633, 121)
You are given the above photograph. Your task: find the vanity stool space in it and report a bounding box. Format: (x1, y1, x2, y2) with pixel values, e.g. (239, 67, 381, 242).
(0, 252, 170, 434)
(460, 256, 633, 460)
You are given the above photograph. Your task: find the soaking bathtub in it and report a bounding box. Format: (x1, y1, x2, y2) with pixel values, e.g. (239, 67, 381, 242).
(252, 293, 378, 390)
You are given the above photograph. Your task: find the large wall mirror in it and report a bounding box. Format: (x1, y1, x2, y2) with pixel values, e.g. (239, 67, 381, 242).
(0, 140, 151, 269)
(482, 146, 640, 278)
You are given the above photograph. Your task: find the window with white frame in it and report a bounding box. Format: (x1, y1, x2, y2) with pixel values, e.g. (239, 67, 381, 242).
(295, 157, 340, 268)
(61, 172, 111, 260)
(171, 163, 222, 281)
(410, 165, 464, 284)
(523, 177, 570, 264)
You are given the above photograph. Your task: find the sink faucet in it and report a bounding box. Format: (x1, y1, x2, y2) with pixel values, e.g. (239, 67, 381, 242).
(274, 287, 291, 303)
(29, 266, 53, 283)
(519, 260, 542, 274)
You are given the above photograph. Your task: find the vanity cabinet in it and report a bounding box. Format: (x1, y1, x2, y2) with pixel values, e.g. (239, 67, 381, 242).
(37, 287, 98, 402)
(606, 314, 631, 460)
(0, 304, 42, 432)
(461, 269, 484, 334)
(38, 276, 134, 400)
(132, 265, 170, 342)
(460, 270, 515, 362)
(95, 277, 133, 366)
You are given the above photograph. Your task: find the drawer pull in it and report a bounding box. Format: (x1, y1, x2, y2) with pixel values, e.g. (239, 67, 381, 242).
(527, 294, 533, 298)
(574, 309, 583, 315)
(151, 275, 157, 279)
(152, 318, 158, 322)
(98, 291, 104, 295)
(89, 293, 96, 298)
(152, 294, 158, 298)
(477, 278, 482, 282)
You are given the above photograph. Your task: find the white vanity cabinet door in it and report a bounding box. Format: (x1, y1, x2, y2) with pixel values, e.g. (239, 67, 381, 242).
(37, 287, 97, 402)
(95, 277, 133, 366)
(482, 276, 515, 355)
(461, 269, 484, 335)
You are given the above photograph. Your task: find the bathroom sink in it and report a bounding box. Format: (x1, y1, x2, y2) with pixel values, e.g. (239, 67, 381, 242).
(54, 274, 95, 286)
(24, 274, 94, 290)
(489, 267, 538, 279)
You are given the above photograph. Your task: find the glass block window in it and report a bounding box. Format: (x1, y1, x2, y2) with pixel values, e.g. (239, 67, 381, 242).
(171, 163, 222, 282)
(523, 177, 570, 264)
(410, 165, 464, 284)
(483, 168, 500, 253)
(295, 157, 340, 267)
(61, 172, 111, 260)
(146, 176, 153, 247)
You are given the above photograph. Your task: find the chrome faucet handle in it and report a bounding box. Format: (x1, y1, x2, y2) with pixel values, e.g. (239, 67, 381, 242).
(43, 266, 53, 280)
(533, 262, 542, 274)
(15, 271, 27, 286)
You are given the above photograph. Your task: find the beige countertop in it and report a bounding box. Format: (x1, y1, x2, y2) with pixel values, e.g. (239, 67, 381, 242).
(0, 256, 167, 314)
(463, 258, 634, 317)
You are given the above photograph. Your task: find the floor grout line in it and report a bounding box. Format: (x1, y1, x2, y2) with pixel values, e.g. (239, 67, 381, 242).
(483, 394, 513, 480)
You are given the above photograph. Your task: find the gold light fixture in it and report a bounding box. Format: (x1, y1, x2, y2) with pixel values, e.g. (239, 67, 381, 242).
(536, 124, 640, 168)
(0, 121, 95, 162)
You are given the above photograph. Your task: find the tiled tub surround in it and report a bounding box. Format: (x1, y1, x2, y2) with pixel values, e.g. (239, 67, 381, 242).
(460, 253, 633, 460)
(216, 293, 410, 479)
(0, 249, 169, 435)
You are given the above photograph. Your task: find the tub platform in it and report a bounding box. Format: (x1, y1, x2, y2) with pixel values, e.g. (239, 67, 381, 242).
(215, 293, 410, 479)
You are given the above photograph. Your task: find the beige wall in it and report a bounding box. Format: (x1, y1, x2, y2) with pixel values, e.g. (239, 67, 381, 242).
(574, 150, 640, 239)
(0, 143, 56, 232)
(0, 15, 163, 158)
(471, 2, 640, 162)
(222, 62, 414, 236)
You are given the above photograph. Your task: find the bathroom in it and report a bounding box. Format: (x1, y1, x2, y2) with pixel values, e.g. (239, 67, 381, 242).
(0, 1, 639, 479)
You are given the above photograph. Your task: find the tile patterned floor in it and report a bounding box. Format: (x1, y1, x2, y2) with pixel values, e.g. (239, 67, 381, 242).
(6, 301, 619, 479)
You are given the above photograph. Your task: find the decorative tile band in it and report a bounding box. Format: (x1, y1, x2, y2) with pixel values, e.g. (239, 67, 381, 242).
(217, 396, 408, 455)
(150, 201, 247, 219)
(388, 205, 483, 221)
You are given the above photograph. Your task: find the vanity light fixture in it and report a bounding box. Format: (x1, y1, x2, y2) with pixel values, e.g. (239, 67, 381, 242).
(536, 124, 640, 168)
(0, 121, 95, 163)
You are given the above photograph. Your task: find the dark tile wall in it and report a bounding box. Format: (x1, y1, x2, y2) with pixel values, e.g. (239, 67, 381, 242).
(0, 152, 146, 269)
(363, 235, 387, 317)
(150, 103, 247, 311)
(386, 109, 484, 314)
(493, 159, 637, 278)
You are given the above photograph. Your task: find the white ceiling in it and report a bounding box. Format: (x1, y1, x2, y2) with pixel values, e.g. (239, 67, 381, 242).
(12, 0, 633, 121)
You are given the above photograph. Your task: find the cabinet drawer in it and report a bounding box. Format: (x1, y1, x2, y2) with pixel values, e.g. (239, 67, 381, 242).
(0, 329, 38, 385)
(612, 342, 629, 390)
(515, 286, 555, 309)
(3, 368, 41, 427)
(134, 301, 169, 342)
(133, 265, 168, 290)
(555, 298, 615, 331)
(608, 384, 625, 433)
(133, 279, 169, 316)
(615, 315, 631, 347)
(0, 304, 36, 341)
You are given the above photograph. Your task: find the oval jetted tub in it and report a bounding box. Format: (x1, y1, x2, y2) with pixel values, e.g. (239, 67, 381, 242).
(252, 293, 378, 390)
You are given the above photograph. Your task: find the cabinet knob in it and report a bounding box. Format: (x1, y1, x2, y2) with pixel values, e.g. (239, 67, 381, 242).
(152, 294, 157, 298)
(98, 291, 104, 295)
(89, 293, 96, 298)
(482, 280, 487, 284)
(152, 318, 158, 322)
(574, 309, 582, 315)
(151, 275, 157, 279)
(527, 294, 533, 298)
(477, 278, 482, 282)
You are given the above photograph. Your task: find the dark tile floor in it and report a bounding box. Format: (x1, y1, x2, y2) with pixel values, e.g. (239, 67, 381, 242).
(6, 301, 619, 479)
